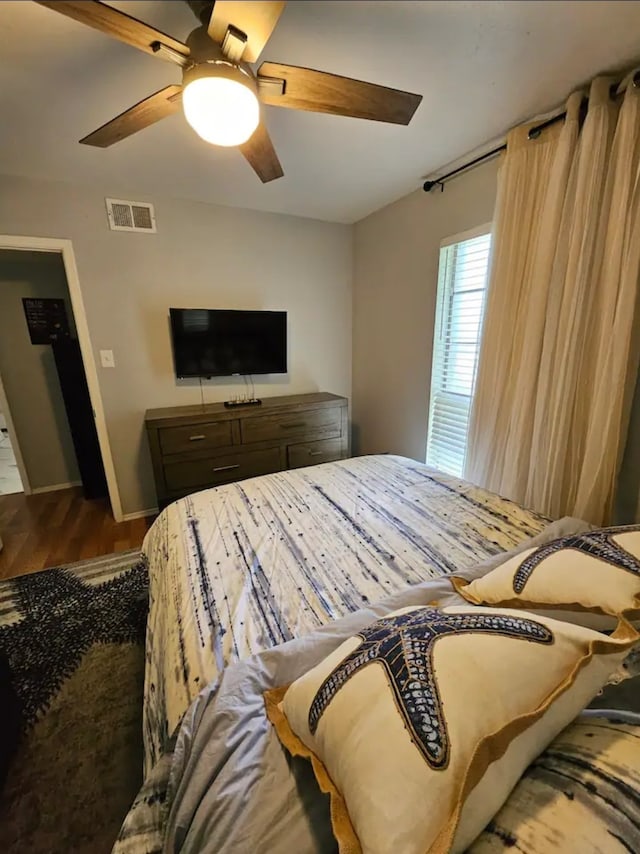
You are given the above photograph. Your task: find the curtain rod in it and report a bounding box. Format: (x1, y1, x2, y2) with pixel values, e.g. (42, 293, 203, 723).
(423, 69, 640, 193)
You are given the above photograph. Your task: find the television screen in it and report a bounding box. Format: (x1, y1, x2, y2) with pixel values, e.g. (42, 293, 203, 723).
(169, 308, 287, 378)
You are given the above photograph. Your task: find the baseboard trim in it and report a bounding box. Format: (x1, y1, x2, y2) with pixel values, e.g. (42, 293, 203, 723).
(121, 508, 158, 522)
(31, 481, 82, 494)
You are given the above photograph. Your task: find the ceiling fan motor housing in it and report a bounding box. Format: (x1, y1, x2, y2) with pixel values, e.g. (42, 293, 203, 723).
(185, 1, 215, 26)
(186, 25, 225, 63)
(183, 27, 257, 93)
(182, 26, 258, 87)
(185, 25, 255, 75)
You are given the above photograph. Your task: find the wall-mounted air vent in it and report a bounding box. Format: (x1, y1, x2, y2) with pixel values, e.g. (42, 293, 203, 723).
(105, 198, 157, 233)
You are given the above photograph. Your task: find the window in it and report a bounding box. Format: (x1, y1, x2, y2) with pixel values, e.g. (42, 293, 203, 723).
(426, 227, 492, 477)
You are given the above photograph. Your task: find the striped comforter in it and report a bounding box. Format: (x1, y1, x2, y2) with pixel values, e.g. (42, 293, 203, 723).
(142, 455, 546, 770)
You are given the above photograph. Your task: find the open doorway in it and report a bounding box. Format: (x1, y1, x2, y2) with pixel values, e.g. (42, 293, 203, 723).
(0, 430, 22, 494)
(0, 372, 27, 495)
(0, 249, 107, 502)
(0, 429, 23, 495)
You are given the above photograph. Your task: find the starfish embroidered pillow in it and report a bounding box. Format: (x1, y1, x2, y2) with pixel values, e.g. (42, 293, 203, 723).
(451, 525, 640, 622)
(265, 605, 638, 854)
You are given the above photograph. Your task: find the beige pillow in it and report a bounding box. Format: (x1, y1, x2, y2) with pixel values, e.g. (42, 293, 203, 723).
(452, 525, 640, 621)
(265, 605, 638, 854)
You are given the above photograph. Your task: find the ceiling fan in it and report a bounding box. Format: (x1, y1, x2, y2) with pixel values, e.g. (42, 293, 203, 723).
(35, 1, 423, 183)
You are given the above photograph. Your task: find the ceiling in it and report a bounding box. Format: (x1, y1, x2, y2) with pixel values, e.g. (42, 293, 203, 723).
(2, 1, 640, 223)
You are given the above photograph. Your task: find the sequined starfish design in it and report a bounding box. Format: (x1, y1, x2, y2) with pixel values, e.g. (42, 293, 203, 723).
(513, 526, 640, 594)
(308, 607, 553, 769)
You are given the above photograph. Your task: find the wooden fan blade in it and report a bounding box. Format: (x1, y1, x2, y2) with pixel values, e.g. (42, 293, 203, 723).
(34, 1, 190, 62)
(239, 122, 284, 183)
(257, 63, 422, 125)
(208, 1, 286, 63)
(80, 85, 183, 147)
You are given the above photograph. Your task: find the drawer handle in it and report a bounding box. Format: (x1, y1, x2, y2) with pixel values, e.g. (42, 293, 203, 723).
(308, 450, 323, 457)
(280, 422, 306, 430)
(189, 434, 206, 442)
(213, 463, 240, 473)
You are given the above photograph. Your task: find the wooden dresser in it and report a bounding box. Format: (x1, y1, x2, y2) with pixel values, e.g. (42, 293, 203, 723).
(145, 392, 349, 510)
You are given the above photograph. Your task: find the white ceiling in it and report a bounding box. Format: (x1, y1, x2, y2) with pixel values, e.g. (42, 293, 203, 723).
(2, 1, 640, 223)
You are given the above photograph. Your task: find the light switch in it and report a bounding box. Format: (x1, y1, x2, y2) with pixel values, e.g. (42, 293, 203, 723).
(100, 349, 115, 368)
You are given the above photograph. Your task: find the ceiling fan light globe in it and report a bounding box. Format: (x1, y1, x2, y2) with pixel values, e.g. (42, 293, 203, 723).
(182, 70, 259, 147)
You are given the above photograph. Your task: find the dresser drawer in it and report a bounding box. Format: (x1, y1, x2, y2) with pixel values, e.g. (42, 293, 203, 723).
(159, 420, 233, 455)
(288, 437, 343, 469)
(164, 447, 280, 492)
(241, 406, 342, 444)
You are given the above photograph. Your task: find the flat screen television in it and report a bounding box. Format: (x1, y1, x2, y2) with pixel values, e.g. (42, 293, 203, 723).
(169, 308, 287, 378)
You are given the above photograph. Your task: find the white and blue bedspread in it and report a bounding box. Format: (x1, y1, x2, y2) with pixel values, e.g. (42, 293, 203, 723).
(142, 454, 546, 772)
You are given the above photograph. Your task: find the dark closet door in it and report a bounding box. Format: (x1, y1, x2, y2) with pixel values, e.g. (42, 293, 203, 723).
(51, 339, 108, 500)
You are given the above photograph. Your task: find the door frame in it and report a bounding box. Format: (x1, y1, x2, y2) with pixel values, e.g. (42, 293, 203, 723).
(0, 236, 122, 521)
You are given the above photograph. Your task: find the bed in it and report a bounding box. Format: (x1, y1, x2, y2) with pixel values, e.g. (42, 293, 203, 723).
(141, 454, 548, 773)
(115, 454, 640, 854)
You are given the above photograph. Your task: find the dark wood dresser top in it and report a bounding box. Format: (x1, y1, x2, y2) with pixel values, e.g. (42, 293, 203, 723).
(145, 391, 346, 427)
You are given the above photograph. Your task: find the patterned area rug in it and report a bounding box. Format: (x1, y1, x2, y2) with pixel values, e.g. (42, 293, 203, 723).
(0, 551, 148, 854)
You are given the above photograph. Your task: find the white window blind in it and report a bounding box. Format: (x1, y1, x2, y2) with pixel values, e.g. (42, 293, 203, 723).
(426, 229, 492, 477)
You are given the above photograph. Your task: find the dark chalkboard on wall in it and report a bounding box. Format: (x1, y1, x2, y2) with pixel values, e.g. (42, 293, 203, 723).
(22, 297, 70, 345)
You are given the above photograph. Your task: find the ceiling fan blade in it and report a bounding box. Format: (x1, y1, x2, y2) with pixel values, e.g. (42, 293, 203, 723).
(34, 1, 190, 62)
(239, 122, 284, 183)
(208, 1, 286, 63)
(80, 85, 183, 147)
(257, 63, 422, 125)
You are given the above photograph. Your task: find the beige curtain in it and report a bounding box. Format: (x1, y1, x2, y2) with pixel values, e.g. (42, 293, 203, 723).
(465, 75, 640, 525)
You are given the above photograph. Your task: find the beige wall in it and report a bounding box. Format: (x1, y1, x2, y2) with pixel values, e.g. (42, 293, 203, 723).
(0, 250, 80, 489)
(352, 159, 499, 460)
(0, 174, 352, 515)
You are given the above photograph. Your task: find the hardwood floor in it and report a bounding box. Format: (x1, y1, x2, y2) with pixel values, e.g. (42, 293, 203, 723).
(0, 487, 155, 580)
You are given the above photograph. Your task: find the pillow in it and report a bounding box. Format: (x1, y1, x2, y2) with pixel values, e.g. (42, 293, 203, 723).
(451, 525, 640, 624)
(469, 711, 640, 852)
(265, 605, 637, 854)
